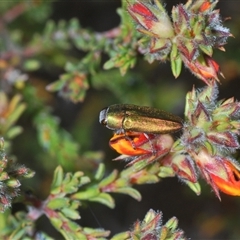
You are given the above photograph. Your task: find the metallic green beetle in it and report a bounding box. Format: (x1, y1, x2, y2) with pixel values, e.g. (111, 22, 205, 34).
(99, 104, 183, 134)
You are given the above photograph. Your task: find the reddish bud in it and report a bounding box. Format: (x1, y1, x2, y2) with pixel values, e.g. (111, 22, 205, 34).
(211, 160, 240, 196)
(192, 149, 240, 199)
(181, 54, 221, 85)
(127, 1, 174, 38)
(207, 131, 239, 149)
(200, 1, 212, 12)
(128, 2, 157, 30)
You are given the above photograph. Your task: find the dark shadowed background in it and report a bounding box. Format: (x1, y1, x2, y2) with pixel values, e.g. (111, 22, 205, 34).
(5, 0, 240, 239)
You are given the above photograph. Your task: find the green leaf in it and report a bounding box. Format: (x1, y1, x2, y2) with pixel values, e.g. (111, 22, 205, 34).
(5, 179, 20, 188)
(61, 208, 80, 220)
(99, 170, 118, 188)
(35, 112, 79, 168)
(165, 216, 178, 230)
(79, 176, 91, 186)
(184, 180, 201, 196)
(46, 79, 65, 92)
(10, 228, 25, 240)
(0, 172, 9, 181)
(6, 126, 23, 139)
(74, 232, 88, 240)
(65, 61, 78, 72)
(199, 44, 213, 56)
(158, 166, 175, 178)
(170, 44, 182, 78)
(159, 226, 168, 240)
(72, 187, 100, 200)
(5, 102, 26, 132)
(46, 71, 89, 103)
(67, 220, 82, 233)
(23, 59, 41, 71)
(113, 187, 141, 201)
(24, 169, 35, 178)
(133, 174, 159, 184)
(62, 173, 89, 194)
(113, 178, 127, 188)
(51, 166, 64, 193)
(103, 59, 115, 70)
(94, 163, 105, 181)
(90, 192, 115, 209)
(47, 198, 69, 210)
(111, 231, 130, 240)
(171, 56, 182, 79)
(61, 172, 72, 185)
(50, 217, 62, 229)
(83, 227, 110, 238)
(69, 200, 80, 210)
(0, 138, 4, 150)
(171, 139, 183, 152)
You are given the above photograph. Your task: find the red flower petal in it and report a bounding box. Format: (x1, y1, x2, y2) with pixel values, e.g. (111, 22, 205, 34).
(207, 132, 239, 148)
(181, 54, 220, 85)
(130, 3, 156, 20)
(200, 1, 211, 12)
(128, 2, 157, 29)
(193, 149, 240, 197)
(109, 132, 152, 156)
(110, 132, 174, 166)
(210, 160, 240, 196)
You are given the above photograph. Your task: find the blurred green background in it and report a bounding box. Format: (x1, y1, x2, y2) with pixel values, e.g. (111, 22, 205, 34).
(1, 0, 240, 239)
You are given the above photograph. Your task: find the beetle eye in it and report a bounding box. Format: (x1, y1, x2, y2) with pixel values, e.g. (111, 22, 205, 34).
(99, 108, 108, 126)
(101, 119, 107, 126)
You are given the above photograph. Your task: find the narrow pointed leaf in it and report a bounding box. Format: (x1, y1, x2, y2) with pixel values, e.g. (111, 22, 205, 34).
(47, 198, 69, 210)
(113, 187, 141, 201)
(170, 44, 182, 78)
(61, 208, 80, 220)
(94, 163, 105, 180)
(90, 192, 115, 209)
(51, 166, 64, 192)
(72, 187, 100, 200)
(99, 170, 118, 188)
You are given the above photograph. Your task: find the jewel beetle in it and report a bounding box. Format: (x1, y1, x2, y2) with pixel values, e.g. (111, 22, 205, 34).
(99, 104, 183, 134)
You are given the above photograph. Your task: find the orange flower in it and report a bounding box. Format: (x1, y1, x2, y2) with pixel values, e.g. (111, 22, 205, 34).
(181, 54, 222, 85)
(211, 160, 240, 197)
(192, 149, 240, 199)
(109, 132, 174, 165)
(109, 132, 154, 156)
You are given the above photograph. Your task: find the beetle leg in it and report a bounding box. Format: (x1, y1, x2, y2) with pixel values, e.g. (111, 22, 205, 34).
(143, 133, 157, 155)
(124, 132, 137, 149)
